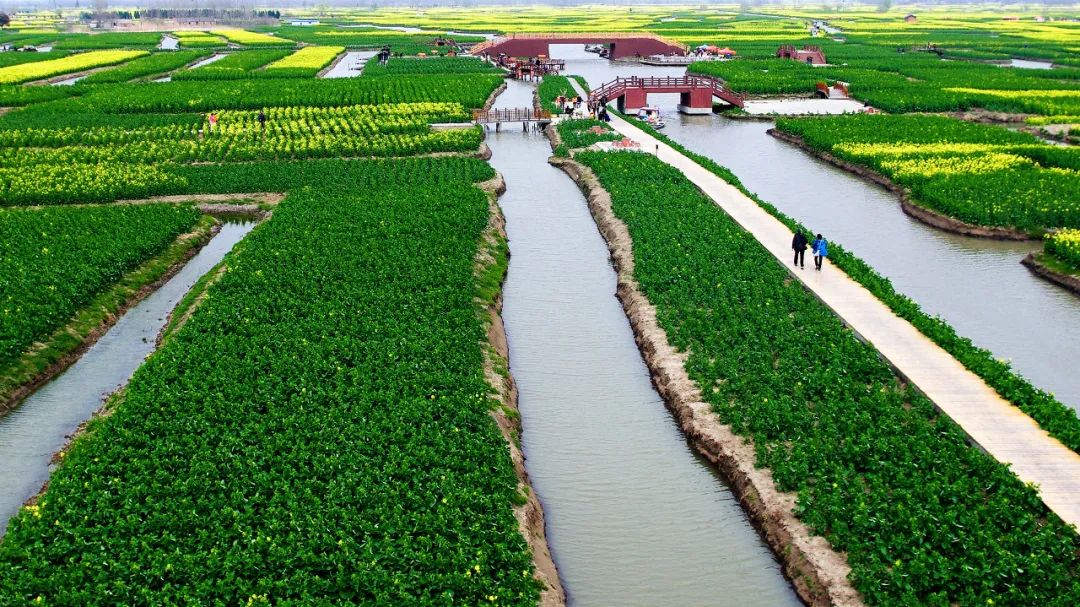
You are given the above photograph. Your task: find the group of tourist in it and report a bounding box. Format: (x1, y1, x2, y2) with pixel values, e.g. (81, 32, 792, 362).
(554, 94, 610, 122)
(791, 231, 829, 271)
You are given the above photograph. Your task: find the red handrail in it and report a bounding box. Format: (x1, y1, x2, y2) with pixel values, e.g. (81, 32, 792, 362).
(589, 75, 746, 107)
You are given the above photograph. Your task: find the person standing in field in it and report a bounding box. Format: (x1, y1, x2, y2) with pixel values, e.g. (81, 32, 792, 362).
(257, 110, 267, 129)
(792, 230, 808, 269)
(812, 233, 828, 271)
(207, 112, 218, 132)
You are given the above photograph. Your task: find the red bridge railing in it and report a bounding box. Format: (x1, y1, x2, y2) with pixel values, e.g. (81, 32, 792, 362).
(473, 108, 553, 123)
(589, 75, 746, 108)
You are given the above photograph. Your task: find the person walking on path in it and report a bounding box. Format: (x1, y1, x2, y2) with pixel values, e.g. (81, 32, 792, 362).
(812, 233, 828, 271)
(792, 231, 809, 269)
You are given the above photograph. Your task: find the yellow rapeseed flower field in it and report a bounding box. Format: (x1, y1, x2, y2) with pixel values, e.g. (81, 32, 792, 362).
(265, 46, 345, 70)
(211, 28, 287, 46)
(0, 50, 147, 84)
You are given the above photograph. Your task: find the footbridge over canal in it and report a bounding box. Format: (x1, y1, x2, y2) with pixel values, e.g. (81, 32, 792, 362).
(590, 75, 746, 114)
(471, 32, 687, 61)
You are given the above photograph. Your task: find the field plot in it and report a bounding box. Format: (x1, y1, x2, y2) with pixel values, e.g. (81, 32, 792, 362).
(0, 160, 543, 606)
(575, 150, 1080, 606)
(0, 50, 147, 84)
(2, 7, 1080, 606)
(775, 114, 1080, 233)
(78, 51, 212, 84)
(51, 32, 162, 51)
(271, 25, 485, 55)
(172, 31, 228, 49)
(211, 28, 291, 47)
(265, 45, 345, 73)
(0, 204, 200, 369)
(171, 49, 294, 80)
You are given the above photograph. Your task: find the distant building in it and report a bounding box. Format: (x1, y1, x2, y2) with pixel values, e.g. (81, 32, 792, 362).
(904, 14, 917, 23)
(289, 19, 320, 26)
(776, 45, 827, 66)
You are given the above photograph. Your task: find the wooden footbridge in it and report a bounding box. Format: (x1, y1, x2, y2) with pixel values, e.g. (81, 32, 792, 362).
(589, 75, 745, 114)
(473, 108, 552, 130)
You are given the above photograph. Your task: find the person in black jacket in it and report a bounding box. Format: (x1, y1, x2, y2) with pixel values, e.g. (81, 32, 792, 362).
(792, 231, 808, 269)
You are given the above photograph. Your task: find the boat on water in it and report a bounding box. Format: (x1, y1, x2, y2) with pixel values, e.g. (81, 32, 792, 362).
(636, 106, 666, 129)
(585, 44, 605, 53)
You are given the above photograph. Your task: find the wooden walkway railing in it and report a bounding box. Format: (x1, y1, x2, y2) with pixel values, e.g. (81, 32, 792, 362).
(473, 108, 553, 123)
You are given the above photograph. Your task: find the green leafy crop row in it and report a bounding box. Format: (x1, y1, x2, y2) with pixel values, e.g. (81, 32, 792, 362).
(17, 74, 504, 116)
(575, 150, 1080, 606)
(0, 157, 541, 605)
(0, 204, 200, 369)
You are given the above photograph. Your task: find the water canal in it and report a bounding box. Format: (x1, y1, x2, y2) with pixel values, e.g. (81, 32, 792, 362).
(321, 51, 377, 78)
(0, 221, 256, 536)
(488, 79, 800, 606)
(550, 45, 1080, 411)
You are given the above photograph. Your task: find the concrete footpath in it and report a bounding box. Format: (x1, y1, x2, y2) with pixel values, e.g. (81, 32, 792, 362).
(567, 80, 1080, 530)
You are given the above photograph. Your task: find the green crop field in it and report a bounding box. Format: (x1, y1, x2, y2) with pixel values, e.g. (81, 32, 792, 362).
(1, 6, 1079, 605)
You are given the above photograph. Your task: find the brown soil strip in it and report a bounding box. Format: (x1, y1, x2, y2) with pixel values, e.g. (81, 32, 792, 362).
(1, 221, 221, 416)
(194, 203, 271, 218)
(767, 128, 1038, 241)
(550, 155, 865, 607)
(1022, 253, 1080, 297)
(476, 173, 566, 607)
(946, 109, 1032, 124)
(0, 107, 11, 117)
(22, 192, 286, 212)
(723, 112, 785, 122)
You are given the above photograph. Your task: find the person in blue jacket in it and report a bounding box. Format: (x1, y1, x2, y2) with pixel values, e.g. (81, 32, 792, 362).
(812, 234, 828, 271)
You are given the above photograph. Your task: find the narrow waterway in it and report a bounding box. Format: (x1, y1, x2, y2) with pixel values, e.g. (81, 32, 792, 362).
(0, 221, 256, 536)
(159, 35, 179, 51)
(321, 51, 376, 78)
(1007, 58, 1053, 69)
(550, 45, 1080, 411)
(187, 53, 229, 70)
(489, 79, 800, 606)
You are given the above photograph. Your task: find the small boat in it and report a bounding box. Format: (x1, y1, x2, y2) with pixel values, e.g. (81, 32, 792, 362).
(636, 106, 666, 129)
(584, 44, 604, 53)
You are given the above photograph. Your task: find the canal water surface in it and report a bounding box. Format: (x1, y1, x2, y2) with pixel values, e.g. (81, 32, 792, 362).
(0, 221, 256, 536)
(488, 79, 800, 606)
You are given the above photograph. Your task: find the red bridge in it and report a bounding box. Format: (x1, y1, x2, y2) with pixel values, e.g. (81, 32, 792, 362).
(589, 75, 745, 114)
(471, 32, 687, 61)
